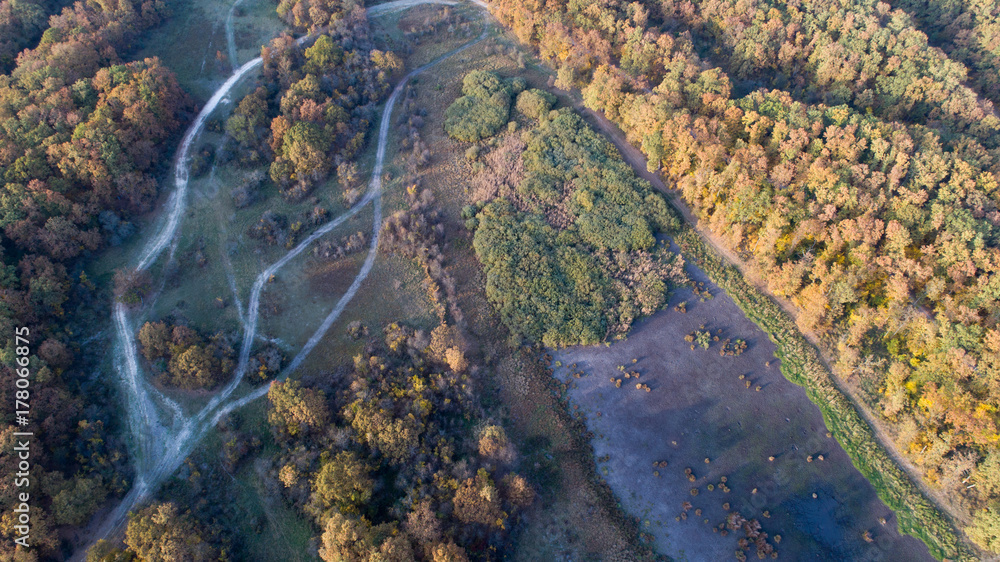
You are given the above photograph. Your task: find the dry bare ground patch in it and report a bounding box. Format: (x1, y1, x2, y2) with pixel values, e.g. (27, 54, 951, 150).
(551, 256, 935, 561)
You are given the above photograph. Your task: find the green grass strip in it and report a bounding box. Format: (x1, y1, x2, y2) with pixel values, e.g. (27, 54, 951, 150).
(673, 226, 974, 561)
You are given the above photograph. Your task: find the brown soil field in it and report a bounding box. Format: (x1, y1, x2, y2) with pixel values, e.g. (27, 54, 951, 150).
(552, 254, 935, 561)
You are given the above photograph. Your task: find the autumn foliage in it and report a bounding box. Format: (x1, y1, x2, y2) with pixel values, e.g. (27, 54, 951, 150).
(264, 322, 532, 560)
(487, 0, 1000, 553)
(226, 12, 399, 200)
(0, 0, 185, 556)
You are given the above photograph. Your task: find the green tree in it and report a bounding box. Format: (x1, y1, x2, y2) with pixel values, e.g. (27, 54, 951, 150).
(137, 321, 171, 361)
(311, 451, 374, 516)
(453, 469, 505, 527)
(304, 35, 343, 73)
(124, 502, 219, 562)
(274, 121, 332, 186)
(444, 71, 513, 141)
(51, 476, 107, 526)
(318, 513, 412, 562)
(268, 380, 330, 436)
(968, 507, 1000, 553)
(167, 345, 222, 390)
(515, 88, 555, 120)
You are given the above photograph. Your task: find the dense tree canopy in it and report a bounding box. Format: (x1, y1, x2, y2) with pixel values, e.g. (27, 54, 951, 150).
(124, 502, 221, 562)
(0, 0, 64, 72)
(487, 0, 1000, 551)
(225, 10, 398, 199)
(0, 0, 182, 555)
(263, 321, 532, 560)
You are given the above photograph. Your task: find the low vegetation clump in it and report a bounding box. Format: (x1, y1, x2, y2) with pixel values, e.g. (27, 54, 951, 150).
(382, 184, 463, 324)
(113, 268, 153, 307)
(312, 230, 368, 262)
(720, 338, 748, 356)
(726, 511, 779, 561)
(514, 88, 556, 120)
(230, 169, 266, 209)
(137, 320, 235, 390)
(469, 109, 686, 346)
(444, 70, 521, 142)
(347, 320, 369, 340)
(248, 202, 335, 249)
(246, 344, 284, 385)
(685, 327, 713, 350)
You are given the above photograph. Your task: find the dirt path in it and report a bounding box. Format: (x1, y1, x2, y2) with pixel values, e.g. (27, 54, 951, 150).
(225, 0, 244, 70)
(568, 98, 971, 534)
(368, 0, 457, 15)
(76, 10, 487, 558)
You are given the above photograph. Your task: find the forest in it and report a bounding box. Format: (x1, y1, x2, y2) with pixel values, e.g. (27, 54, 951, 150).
(260, 324, 534, 561)
(0, 0, 188, 556)
(486, 0, 1000, 553)
(0, 0, 396, 554)
(88, 319, 532, 561)
(6, 0, 1000, 554)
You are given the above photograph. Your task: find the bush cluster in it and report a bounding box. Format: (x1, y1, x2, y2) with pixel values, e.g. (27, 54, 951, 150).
(471, 109, 686, 346)
(444, 71, 519, 141)
(137, 320, 235, 390)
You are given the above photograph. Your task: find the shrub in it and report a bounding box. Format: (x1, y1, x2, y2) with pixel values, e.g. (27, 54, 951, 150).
(445, 94, 510, 141)
(113, 268, 152, 306)
(461, 70, 512, 99)
(515, 88, 556, 120)
(968, 507, 1000, 553)
(444, 71, 513, 141)
(478, 425, 511, 460)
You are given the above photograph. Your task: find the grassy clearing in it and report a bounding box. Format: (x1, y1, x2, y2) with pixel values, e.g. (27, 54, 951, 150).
(189, 400, 316, 558)
(108, 63, 380, 333)
(253, 215, 372, 349)
(133, 0, 285, 101)
(672, 227, 973, 561)
(372, 3, 486, 68)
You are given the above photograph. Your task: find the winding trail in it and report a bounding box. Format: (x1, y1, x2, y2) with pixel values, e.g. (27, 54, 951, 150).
(225, 0, 245, 71)
(80, 4, 485, 556)
(90, 0, 972, 556)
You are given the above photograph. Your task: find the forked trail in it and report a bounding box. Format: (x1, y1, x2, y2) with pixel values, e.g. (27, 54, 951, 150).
(79, 0, 479, 556)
